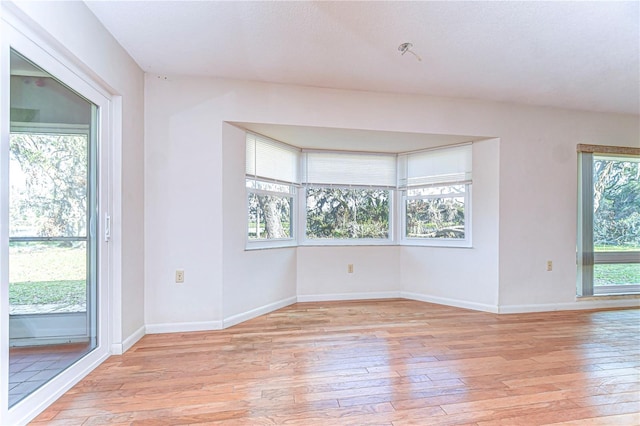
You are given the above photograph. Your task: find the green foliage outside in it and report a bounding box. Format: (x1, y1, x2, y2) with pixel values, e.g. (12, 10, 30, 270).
(9, 242, 86, 309)
(595, 245, 639, 252)
(592, 158, 640, 287)
(593, 158, 640, 250)
(10, 133, 88, 237)
(306, 188, 389, 239)
(10, 280, 85, 306)
(248, 193, 292, 239)
(406, 197, 465, 239)
(594, 264, 640, 286)
(9, 132, 89, 311)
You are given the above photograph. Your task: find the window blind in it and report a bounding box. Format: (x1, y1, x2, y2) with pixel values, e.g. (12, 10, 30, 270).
(246, 133, 300, 184)
(398, 144, 472, 188)
(302, 151, 397, 187)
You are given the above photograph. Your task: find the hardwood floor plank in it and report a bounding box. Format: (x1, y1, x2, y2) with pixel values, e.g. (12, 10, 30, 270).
(544, 412, 640, 425)
(29, 300, 639, 425)
(476, 401, 640, 426)
(391, 399, 580, 426)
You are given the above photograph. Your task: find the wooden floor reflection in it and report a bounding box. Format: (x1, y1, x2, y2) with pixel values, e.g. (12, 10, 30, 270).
(32, 300, 640, 425)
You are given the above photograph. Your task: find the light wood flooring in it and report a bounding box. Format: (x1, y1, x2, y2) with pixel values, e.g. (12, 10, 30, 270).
(32, 299, 640, 425)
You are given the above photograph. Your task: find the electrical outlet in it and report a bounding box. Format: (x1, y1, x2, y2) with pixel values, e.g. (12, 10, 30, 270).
(176, 269, 185, 283)
(546, 261, 553, 272)
(347, 264, 354, 274)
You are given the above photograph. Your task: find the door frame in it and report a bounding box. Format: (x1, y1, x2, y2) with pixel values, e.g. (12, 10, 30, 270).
(1, 5, 119, 424)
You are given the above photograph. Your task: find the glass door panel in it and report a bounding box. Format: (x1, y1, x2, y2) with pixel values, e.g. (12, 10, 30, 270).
(8, 49, 98, 407)
(592, 155, 640, 295)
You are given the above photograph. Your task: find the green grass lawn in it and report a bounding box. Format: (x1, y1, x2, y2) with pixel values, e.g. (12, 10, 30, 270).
(594, 263, 640, 286)
(595, 244, 640, 252)
(9, 242, 86, 306)
(593, 245, 640, 286)
(10, 280, 86, 305)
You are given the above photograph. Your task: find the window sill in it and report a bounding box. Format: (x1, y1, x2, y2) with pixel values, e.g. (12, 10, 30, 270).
(401, 238, 472, 248)
(245, 240, 297, 251)
(300, 239, 393, 247)
(578, 294, 640, 301)
(245, 241, 478, 250)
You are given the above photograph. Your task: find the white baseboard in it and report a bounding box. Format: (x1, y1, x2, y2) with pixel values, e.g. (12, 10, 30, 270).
(106, 296, 640, 355)
(145, 320, 223, 334)
(111, 325, 146, 355)
(297, 291, 401, 303)
(401, 291, 499, 313)
(499, 298, 640, 314)
(223, 296, 297, 329)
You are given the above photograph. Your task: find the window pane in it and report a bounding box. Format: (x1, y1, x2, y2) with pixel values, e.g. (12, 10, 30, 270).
(306, 188, 390, 239)
(248, 193, 292, 239)
(593, 156, 640, 251)
(9, 241, 87, 315)
(406, 197, 465, 239)
(594, 263, 640, 286)
(10, 133, 88, 238)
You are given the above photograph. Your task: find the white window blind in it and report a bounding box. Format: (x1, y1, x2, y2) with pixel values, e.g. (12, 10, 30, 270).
(399, 144, 472, 188)
(302, 151, 397, 187)
(246, 133, 299, 184)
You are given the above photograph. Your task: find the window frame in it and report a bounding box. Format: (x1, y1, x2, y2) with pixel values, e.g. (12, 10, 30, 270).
(245, 133, 300, 250)
(245, 179, 297, 250)
(400, 183, 472, 248)
(300, 185, 395, 246)
(577, 145, 640, 296)
(398, 144, 473, 248)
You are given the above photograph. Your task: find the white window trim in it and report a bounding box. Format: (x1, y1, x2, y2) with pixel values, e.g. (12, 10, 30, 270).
(245, 181, 297, 250)
(400, 183, 472, 248)
(299, 185, 395, 246)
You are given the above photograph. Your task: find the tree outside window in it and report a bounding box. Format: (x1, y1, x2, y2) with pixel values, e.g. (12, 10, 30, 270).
(306, 188, 390, 239)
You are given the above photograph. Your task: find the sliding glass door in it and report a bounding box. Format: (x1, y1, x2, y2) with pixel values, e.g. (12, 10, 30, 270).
(1, 9, 113, 425)
(7, 50, 99, 407)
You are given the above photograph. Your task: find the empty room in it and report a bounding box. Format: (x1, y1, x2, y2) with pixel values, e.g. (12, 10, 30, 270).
(0, 1, 639, 425)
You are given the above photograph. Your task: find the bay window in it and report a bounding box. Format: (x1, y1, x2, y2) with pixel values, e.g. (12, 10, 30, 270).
(245, 132, 474, 248)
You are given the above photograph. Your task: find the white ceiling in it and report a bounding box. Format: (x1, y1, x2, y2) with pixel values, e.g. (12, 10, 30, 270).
(86, 1, 639, 116)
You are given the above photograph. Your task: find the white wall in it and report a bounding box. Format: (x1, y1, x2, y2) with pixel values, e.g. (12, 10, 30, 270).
(401, 138, 500, 312)
(297, 246, 401, 301)
(496, 110, 638, 310)
(221, 123, 297, 323)
(9, 1, 145, 347)
(144, 73, 639, 327)
(144, 81, 224, 329)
